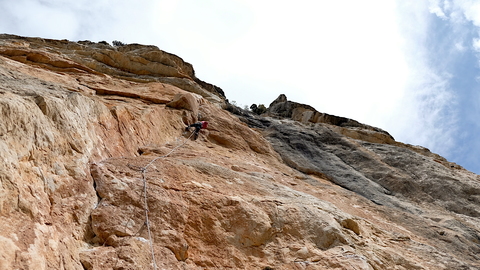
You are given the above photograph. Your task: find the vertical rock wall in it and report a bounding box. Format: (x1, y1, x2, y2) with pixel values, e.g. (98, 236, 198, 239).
(0, 36, 479, 270)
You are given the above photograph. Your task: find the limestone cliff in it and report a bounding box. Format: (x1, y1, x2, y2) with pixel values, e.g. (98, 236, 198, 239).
(0, 35, 479, 270)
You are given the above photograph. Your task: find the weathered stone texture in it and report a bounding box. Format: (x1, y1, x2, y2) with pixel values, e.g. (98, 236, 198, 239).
(0, 36, 479, 270)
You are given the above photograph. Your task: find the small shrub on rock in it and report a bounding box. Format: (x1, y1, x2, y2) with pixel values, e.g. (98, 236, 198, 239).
(250, 104, 267, 115)
(112, 40, 127, 46)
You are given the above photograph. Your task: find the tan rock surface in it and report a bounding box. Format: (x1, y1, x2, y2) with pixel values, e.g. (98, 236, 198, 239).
(0, 35, 479, 269)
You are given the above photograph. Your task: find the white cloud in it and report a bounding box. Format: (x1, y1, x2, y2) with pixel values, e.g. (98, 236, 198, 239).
(0, 0, 81, 39)
(473, 38, 480, 52)
(429, 0, 448, 19)
(384, 0, 463, 156)
(428, 0, 480, 49)
(209, 1, 410, 123)
(457, 1, 480, 27)
(454, 41, 466, 51)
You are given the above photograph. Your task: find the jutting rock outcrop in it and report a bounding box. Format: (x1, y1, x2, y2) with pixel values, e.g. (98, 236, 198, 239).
(0, 34, 479, 270)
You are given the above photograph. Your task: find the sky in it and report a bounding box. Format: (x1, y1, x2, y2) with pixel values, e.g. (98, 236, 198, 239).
(1, 0, 480, 174)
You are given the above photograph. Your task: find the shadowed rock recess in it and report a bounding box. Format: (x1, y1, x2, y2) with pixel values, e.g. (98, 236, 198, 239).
(0, 35, 479, 270)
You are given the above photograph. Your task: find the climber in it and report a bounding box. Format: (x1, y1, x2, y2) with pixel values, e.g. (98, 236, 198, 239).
(185, 121, 208, 140)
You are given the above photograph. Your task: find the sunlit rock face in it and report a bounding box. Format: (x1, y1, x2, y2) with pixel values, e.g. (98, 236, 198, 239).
(0, 35, 479, 270)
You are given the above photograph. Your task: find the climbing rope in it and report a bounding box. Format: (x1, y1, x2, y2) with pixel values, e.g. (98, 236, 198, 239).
(138, 131, 195, 270)
(143, 131, 195, 170)
(140, 168, 157, 270)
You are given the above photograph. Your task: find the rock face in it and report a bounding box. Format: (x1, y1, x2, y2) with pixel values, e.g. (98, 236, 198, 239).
(267, 94, 396, 144)
(0, 35, 479, 270)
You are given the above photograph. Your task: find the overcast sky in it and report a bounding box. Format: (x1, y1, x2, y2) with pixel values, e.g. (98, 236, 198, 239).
(1, 0, 480, 174)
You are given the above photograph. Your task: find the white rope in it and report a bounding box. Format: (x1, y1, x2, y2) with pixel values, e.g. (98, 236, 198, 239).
(143, 131, 195, 170)
(139, 131, 195, 270)
(141, 168, 158, 270)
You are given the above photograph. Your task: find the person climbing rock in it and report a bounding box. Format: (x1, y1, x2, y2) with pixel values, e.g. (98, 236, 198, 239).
(185, 121, 208, 140)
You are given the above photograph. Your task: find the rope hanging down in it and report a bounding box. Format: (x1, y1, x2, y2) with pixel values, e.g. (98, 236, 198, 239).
(139, 131, 195, 270)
